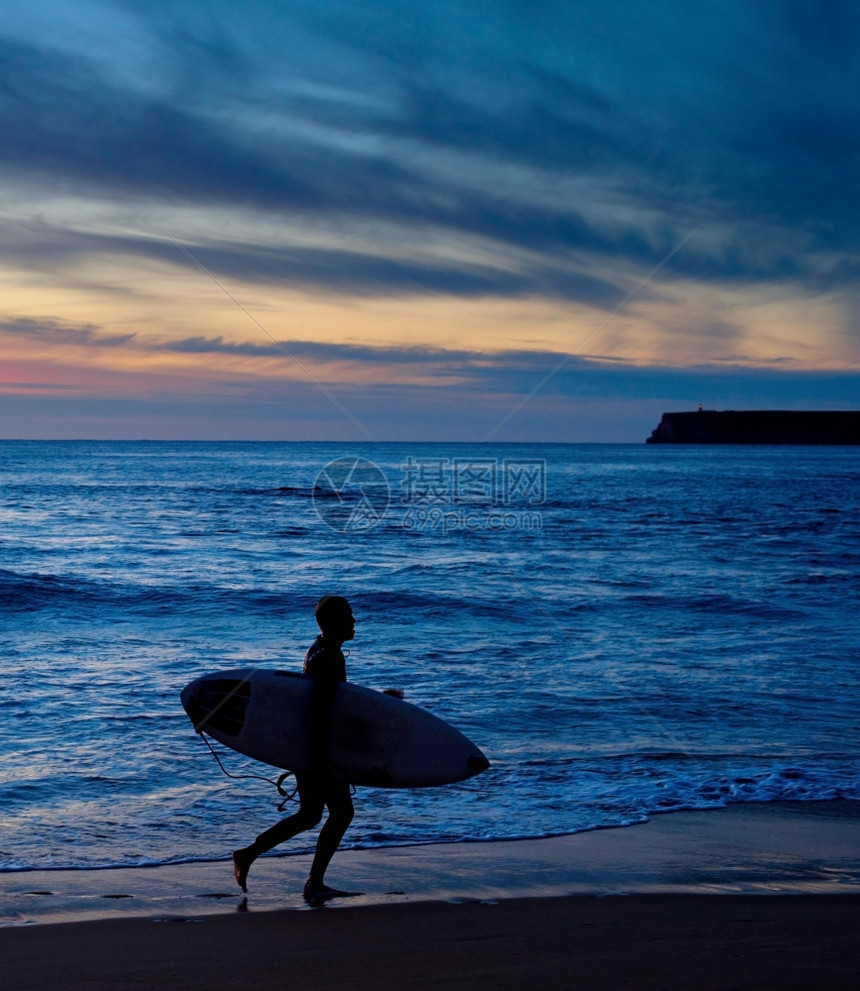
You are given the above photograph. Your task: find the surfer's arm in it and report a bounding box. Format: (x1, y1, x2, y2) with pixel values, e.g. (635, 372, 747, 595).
(383, 688, 404, 699)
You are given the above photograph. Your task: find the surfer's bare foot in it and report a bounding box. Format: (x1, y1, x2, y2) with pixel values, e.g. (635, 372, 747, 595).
(302, 878, 361, 902)
(232, 849, 253, 893)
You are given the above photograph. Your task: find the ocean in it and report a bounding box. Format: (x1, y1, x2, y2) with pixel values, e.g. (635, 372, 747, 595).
(1, 441, 859, 873)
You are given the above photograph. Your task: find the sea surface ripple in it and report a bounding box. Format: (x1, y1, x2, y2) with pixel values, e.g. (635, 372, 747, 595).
(1, 441, 858, 871)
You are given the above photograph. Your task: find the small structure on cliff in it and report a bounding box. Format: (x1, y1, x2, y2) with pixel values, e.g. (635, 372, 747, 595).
(646, 410, 860, 444)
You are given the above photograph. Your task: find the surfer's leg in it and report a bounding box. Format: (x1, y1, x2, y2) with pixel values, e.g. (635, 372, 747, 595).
(232, 775, 324, 892)
(304, 782, 354, 897)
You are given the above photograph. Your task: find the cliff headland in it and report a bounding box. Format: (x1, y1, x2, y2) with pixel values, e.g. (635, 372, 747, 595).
(646, 410, 860, 444)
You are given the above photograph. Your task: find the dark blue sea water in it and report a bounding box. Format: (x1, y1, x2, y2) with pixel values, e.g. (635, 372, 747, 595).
(1, 441, 858, 872)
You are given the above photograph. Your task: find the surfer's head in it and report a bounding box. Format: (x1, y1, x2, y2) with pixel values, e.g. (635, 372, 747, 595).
(315, 595, 355, 642)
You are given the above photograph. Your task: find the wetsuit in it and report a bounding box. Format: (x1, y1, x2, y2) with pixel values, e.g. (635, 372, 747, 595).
(303, 633, 347, 777)
(238, 635, 354, 876)
(303, 633, 347, 682)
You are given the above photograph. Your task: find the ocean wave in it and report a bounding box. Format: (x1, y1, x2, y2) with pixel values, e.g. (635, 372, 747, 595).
(3, 792, 857, 875)
(3, 442, 859, 877)
(0, 568, 306, 618)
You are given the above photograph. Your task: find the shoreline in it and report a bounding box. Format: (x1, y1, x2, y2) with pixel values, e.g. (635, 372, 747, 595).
(4, 801, 860, 990)
(3, 800, 860, 927)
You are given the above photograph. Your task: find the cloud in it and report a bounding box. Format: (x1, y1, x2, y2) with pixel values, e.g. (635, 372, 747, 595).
(2, 2, 858, 297)
(0, 35, 313, 208)
(0, 218, 626, 304)
(9, 314, 851, 408)
(0, 0, 858, 451)
(0, 316, 136, 348)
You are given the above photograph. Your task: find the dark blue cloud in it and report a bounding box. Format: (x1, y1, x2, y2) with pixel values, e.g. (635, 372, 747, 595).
(0, 1, 859, 306)
(0, 37, 317, 208)
(0, 316, 136, 348)
(14, 307, 854, 419)
(136, 333, 860, 407)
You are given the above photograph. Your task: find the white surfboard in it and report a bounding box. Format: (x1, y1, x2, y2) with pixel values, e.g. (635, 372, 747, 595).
(180, 668, 490, 788)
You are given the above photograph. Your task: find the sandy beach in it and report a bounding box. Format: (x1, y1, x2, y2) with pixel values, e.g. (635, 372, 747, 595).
(4, 891, 860, 991)
(3, 801, 860, 989)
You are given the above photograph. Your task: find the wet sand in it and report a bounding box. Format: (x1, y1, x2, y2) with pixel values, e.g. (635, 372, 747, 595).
(4, 891, 860, 990)
(3, 801, 860, 989)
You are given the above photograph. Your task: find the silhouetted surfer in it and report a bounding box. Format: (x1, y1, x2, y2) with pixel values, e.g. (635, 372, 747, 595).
(232, 595, 361, 902)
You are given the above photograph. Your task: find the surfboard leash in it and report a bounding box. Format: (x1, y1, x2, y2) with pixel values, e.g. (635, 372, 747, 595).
(198, 730, 300, 810)
(197, 731, 356, 809)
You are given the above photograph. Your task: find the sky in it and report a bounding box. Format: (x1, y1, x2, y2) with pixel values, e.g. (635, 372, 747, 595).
(1, 0, 858, 442)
